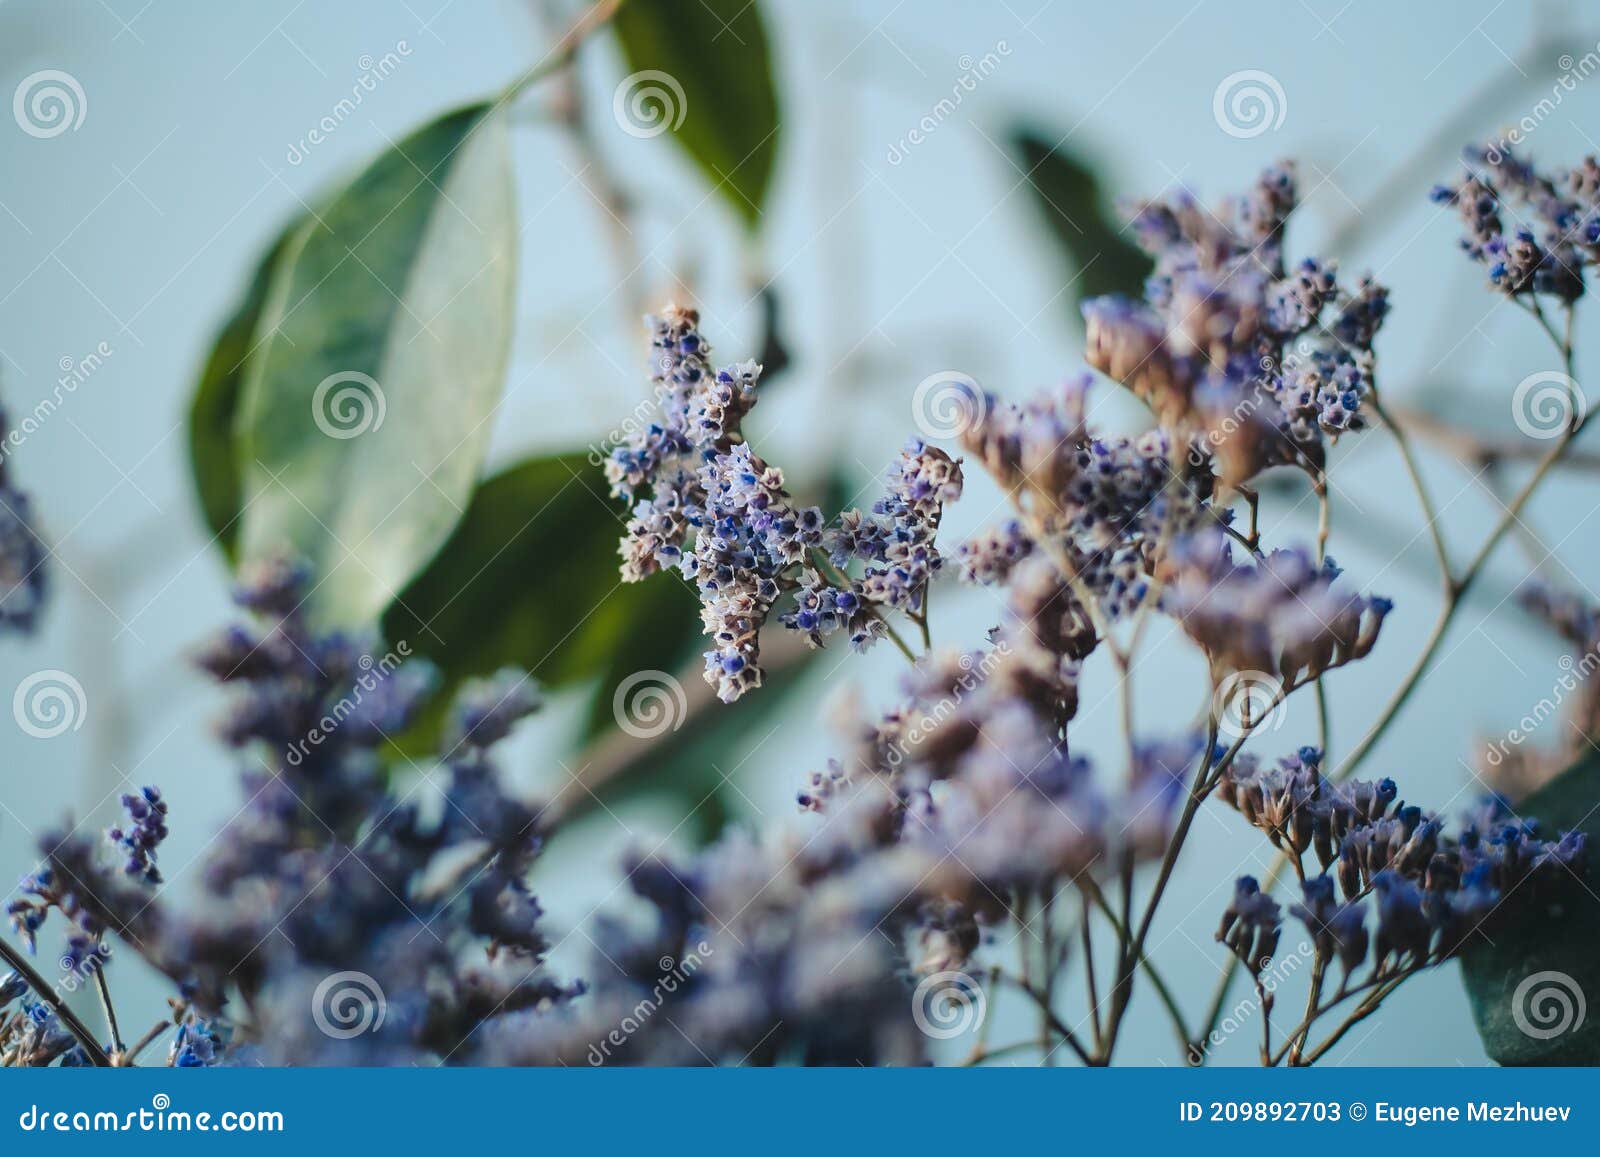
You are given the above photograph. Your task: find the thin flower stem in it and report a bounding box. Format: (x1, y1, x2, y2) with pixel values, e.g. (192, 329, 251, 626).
(1337, 310, 1583, 780)
(1314, 679, 1333, 768)
(994, 971, 1094, 1066)
(1370, 391, 1453, 583)
(1039, 886, 1057, 1066)
(1270, 964, 1422, 1066)
(1078, 876, 1191, 1053)
(0, 938, 110, 1067)
(1313, 472, 1334, 762)
(93, 967, 124, 1056)
(1297, 971, 1417, 1065)
(125, 1018, 173, 1065)
(1285, 958, 1325, 1066)
(1257, 977, 1273, 1066)
(960, 1038, 1043, 1066)
(502, 0, 627, 104)
(1079, 890, 1104, 1051)
(807, 549, 919, 663)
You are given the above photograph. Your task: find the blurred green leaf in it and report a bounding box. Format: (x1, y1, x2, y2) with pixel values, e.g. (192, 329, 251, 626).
(1007, 124, 1150, 308)
(383, 452, 697, 750)
(581, 575, 702, 740)
(1461, 752, 1600, 1064)
(237, 102, 516, 626)
(187, 221, 299, 560)
(612, 0, 780, 230)
(568, 645, 817, 846)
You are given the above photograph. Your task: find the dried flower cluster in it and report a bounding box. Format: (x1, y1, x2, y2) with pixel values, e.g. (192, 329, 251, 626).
(1161, 528, 1391, 684)
(1218, 747, 1586, 982)
(607, 307, 963, 702)
(1087, 162, 1388, 487)
(5, 563, 583, 1065)
(5, 152, 1596, 1069)
(1430, 144, 1600, 301)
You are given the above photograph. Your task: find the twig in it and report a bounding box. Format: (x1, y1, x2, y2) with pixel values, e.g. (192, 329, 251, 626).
(994, 971, 1093, 1066)
(93, 968, 124, 1057)
(0, 939, 110, 1067)
(125, 1018, 173, 1066)
(503, 0, 627, 104)
(1336, 306, 1582, 781)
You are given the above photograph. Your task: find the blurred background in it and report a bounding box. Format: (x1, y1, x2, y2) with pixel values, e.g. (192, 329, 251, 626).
(3, 0, 1599, 1065)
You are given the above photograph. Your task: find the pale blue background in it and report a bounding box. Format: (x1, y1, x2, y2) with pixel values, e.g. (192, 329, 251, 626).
(2, 0, 1597, 1065)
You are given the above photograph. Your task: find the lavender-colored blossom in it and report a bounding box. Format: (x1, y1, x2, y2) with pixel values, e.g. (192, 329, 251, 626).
(1431, 144, 1596, 301)
(611, 309, 962, 702)
(1087, 164, 1388, 487)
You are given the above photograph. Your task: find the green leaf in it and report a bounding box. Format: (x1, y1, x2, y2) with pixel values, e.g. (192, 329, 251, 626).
(612, 0, 780, 230)
(382, 452, 694, 750)
(237, 102, 517, 626)
(1007, 125, 1151, 308)
(1460, 751, 1600, 1064)
(186, 221, 299, 560)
